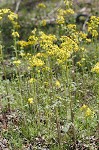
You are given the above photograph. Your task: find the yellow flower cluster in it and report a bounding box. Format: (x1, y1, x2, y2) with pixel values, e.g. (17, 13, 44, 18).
(20, 52, 25, 57)
(28, 78, 36, 84)
(0, 9, 18, 20)
(28, 55, 44, 67)
(12, 31, 20, 38)
(67, 24, 76, 30)
(56, 7, 74, 25)
(8, 12, 18, 21)
(80, 104, 87, 111)
(28, 35, 38, 45)
(39, 31, 56, 48)
(64, 0, 73, 7)
(55, 80, 61, 88)
(41, 19, 47, 26)
(80, 104, 94, 117)
(18, 29, 38, 48)
(17, 40, 28, 47)
(56, 15, 65, 24)
(69, 30, 91, 44)
(13, 60, 21, 66)
(28, 98, 33, 104)
(60, 39, 78, 64)
(35, 31, 79, 65)
(0, 9, 19, 28)
(37, 3, 46, 9)
(0, 8, 10, 15)
(88, 16, 99, 37)
(65, 9, 74, 15)
(91, 62, 99, 74)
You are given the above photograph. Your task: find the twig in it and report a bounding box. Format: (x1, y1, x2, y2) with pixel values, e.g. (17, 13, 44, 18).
(14, 0, 22, 14)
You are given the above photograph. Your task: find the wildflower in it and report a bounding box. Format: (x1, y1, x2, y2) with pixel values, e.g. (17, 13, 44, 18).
(17, 40, 28, 47)
(41, 19, 47, 26)
(88, 16, 99, 37)
(13, 60, 21, 66)
(28, 98, 33, 104)
(2, 9, 10, 14)
(86, 38, 91, 43)
(27, 53, 32, 56)
(56, 15, 65, 24)
(64, 0, 72, 7)
(28, 35, 38, 45)
(57, 9, 66, 16)
(79, 32, 87, 40)
(28, 78, 36, 84)
(31, 28, 37, 34)
(92, 30, 98, 37)
(80, 104, 87, 111)
(29, 56, 44, 67)
(39, 31, 57, 46)
(27, 66, 31, 70)
(81, 58, 85, 61)
(20, 52, 25, 57)
(77, 61, 82, 66)
(12, 31, 19, 38)
(36, 53, 44, 58)
(91, 62, 99, 73)
(11, 21, 20, 28)
(67, 24, 76, 30)
(85, 108, 92, 117)
(55, 80, 61, 88)
(80, 47, 86, 52)
(37, 3, 46, 9)
(44, 81, 48, 86)
(65, 9, 74, 15)
(8, 13, 18, 21)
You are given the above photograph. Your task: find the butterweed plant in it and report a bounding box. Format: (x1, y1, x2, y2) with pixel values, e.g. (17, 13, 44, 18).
(0, 0, 99, 149)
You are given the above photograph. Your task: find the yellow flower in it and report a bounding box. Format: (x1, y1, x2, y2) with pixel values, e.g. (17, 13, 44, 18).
(88, 16, 99, 37)
(91, 62, 99, 73)
(18, 40, 28, 47)
(13, 60, 21, 66)
(20, 52, 25, 57)
(28, 78, 36, 84)
(86, 38, 91, 43)
(27, 66, 31, 70)
(28, 98, 33, 104)
(2, 9, 10, 14)
(37, 3, 46, 9)
(64, 0, 72, 7)
(77, 61, 82, 66)
(65, 9, 74, 15)
(81, 58, 85, 61)
(56, 15, 65, 24)
(80, 104, 87, 111)
(41, 19, 47, 26)
(11, 21, 20, 28)
(67, 24, 76, 30)
(55, 80, 61, 88)
(85, 108, 92, 117)
(28, 35, 38, 45)
(31, 28, 37, 34)
(92, 30, 98, 37)
(12, 31, 19, 38)
(29, 56, 44, 67)
(8, 13, 18, 21)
